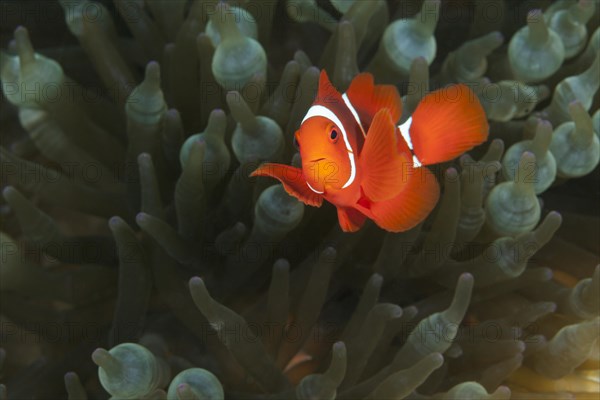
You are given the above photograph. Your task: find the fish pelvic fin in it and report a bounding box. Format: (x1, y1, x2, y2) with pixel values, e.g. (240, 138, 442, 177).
(337, 207, 367, 232)
(251, 163, 323, 207)
(409, 84, 489, 165)
(357, 166, 440, 233)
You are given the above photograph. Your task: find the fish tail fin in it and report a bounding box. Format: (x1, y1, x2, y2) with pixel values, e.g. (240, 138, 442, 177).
(408, 84, 489, 166)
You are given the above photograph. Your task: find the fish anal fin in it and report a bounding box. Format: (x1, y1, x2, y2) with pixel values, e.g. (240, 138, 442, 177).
(346, 73, 403, 124)
(337, 207, 367, 232)
(360, 109, 411, 202)
(357, 167, 440, 233)
(251, 163, 323, 207)
(410, 84, 489, 165)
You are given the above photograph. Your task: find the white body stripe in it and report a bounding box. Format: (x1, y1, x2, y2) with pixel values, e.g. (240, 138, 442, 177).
(398, 117, 413, 150)
(302, 105, 356, 188)
(412, 155, 422, 168)
(398, 116, 422, 168)
(342, 93, 366, 137)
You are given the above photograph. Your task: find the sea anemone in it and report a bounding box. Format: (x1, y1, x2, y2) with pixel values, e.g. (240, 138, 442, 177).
(0, 0, 598, 399)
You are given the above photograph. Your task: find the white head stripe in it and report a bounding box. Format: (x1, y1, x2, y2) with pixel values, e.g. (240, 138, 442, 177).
(398, 116, 414, 150)
(342, 93, 366, 138)
(302, 105, 356, 188)
(306, 181, 324, 194)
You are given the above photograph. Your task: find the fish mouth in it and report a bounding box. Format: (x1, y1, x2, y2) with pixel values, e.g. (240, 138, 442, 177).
(310, 157, 326, 162)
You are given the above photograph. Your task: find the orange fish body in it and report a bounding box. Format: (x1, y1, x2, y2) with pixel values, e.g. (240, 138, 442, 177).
(251, 71, 489, 233)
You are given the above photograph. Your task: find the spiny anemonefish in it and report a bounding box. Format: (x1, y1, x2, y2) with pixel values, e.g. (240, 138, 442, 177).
(251, 71, 489, 233)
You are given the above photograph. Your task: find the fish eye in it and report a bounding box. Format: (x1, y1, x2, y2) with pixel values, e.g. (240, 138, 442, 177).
(329, 127, 339, 143)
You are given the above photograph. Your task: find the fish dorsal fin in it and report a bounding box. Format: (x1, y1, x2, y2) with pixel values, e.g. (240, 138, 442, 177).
(346, 73, 403, 125)
(316, 70, 344, 107)
(360, 109, 411, 202)
(251, 163, 323, 207)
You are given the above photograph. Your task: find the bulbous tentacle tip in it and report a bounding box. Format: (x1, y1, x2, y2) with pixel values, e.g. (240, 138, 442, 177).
(445, 273, 474, 321)
(13, 26, 35, 64)
(91, 348, 122, 376)
(458, 272, 474, 286)
(568, 101, 595, 135)
(1, 185, 17, 201)
(176, 383, 194, 398)
(64, 371, 87, 399)
(189, 276, 205, 291)
(370, 273, 384, 287)
(137, 152, 152, 165)
(537, 119, 553, 132)
(189, 277, 214, 313)
(534, 84, 551, 101)
(332, 341, 346, 355)
(64, 371, 77, 381)
(571, 0, 596, 22)
(529, 119, 554, 158)
(445, 167, 458, 180)
(135, 212, 149, 225)
(495, 385, 512, 397)
(232, 222, 246, 235)
(166, 108, 181, 120)
(536, 210, 562, 236)
(227, 91, 258, 129)
(592, 264, 600, 283)
(226, 90, 240, 104)
(108, 216, 124, 229)
(480, 139, 505, 163)
(411, 56, 428, 70)
(205, 108, 228, 137)
(419, 0, 441, 32)
(321, 246, 337, 262)
(489, 31, 504, 45)
(327, 341, 348, 385)
(208, 108, 226, 121)
(273, 258, 290, 273)
(168, 369, 224, 400)
(183, 138, 206, 167)
(143, 61, 161, 89)
(515, 150, 536, 184)
(527, 8, 544, 22)
(582, 266, 600, 310)
(428, 352, 444, 368)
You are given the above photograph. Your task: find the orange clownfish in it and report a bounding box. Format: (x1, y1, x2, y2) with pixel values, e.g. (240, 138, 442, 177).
(251, 71, 489, 233)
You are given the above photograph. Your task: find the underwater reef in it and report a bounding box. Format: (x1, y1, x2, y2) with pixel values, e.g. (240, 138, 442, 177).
(0, 0, 599, 398)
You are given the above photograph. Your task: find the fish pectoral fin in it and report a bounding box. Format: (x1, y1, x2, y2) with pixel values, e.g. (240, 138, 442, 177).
(337, 207, 367, 232)
(346, 73, 403, 124)
(356, 167, 440, 233)
(251, 163, 323, 207)
(409, 84, 489, 165)
(360, 109, 412, 202)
